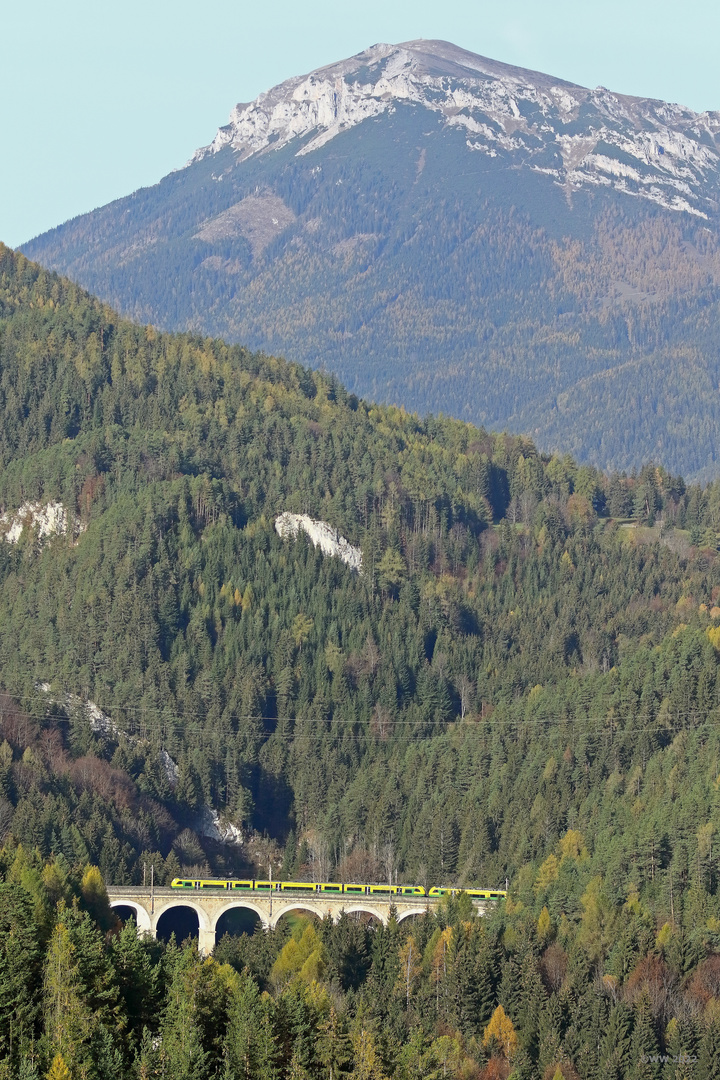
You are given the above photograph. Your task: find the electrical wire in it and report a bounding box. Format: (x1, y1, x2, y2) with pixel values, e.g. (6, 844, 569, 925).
(1, 702, 718, 744)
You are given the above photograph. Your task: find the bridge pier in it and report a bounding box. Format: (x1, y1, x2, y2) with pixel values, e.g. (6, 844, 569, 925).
(198, 927, 217, 955)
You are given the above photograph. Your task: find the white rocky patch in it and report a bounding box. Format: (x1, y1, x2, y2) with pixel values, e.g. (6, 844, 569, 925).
(196, 805, 244, 846)
(37, 684, 137, 747)
(448, 114, 525, 152)
(159, 749, 179, 787)
(0, 502, 85, 545)
(275, 512, 363, 573)
(35, 685, 242, 847)
(188, 39, 720, 221)
(588, 155, 643, 183)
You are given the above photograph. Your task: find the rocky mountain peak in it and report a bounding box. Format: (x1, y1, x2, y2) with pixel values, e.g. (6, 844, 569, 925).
(190, 39, 720, 219)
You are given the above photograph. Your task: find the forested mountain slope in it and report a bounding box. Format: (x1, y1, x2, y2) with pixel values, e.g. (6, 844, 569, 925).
(7, 244, 720, 1075)
(21, 40, 720, 480)
(2, 239, 720, 899)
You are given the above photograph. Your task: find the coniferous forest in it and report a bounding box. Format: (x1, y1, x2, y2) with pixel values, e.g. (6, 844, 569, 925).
(4, 244, 720, 1076)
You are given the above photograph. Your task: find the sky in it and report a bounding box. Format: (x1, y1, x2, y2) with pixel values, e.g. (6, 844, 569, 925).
(2, 0, 719, 248)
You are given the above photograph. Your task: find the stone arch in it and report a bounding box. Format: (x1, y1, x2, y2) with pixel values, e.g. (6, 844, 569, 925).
(212, 901, 269, 934)
(395, 907, 429, 923)
(109, 900, 152, 935)
(269, 902, 326, 929)
(337, 905, 388, 927)
(153, 899, 212, 934)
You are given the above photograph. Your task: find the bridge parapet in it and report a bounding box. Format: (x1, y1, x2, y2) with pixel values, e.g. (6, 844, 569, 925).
(107, 887, 491, 954)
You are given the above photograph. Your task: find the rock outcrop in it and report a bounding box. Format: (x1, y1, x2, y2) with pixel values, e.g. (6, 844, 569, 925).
(275, 512, 362, 573)
(191, 39, 720, 219)
(0, 502, 85, 545)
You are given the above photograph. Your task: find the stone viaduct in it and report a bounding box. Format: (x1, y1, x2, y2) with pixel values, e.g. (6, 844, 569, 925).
(107, 886, 493, 955)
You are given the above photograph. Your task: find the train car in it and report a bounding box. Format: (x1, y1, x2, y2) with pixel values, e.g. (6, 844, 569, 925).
(429, 886, 507, 899)
(171, 878, 233, 890)
(464, 889, 507, 899)
(169, 877, 504, 898)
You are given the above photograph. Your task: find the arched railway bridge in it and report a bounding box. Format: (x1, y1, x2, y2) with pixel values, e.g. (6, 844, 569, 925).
(107, 886, 496, 954)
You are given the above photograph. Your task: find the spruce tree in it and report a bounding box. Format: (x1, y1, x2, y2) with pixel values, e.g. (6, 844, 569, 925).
(698, 1012, 720, 1080)
(629, 988, 660, 1080)
(157, 945, 210, 1080)
(42, 914, 94, 1078)
(598, 1002, 633, 1080)
(318, 1006, 352, 1080)
(0, 883, 41, 1063)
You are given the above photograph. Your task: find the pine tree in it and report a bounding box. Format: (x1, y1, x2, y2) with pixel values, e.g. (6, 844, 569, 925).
(565, 988, 607, 1080)
(254, 1001, 282, 1080)
(537, 991, 565, 1077)
(18, 1055, 40, 1080)
(664, 1015, 700, 1080)
(62, 903, 118, 1024)
(515, 943, 545, 1062)
(226, 971, 280, 1080)
(157, 945, 210, 1080)
(109, 919, 159, 1051)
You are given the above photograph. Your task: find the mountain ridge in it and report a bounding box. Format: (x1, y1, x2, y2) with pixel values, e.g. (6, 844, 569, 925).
(21, 40, 720, 481)
(186, 37, 720, 220)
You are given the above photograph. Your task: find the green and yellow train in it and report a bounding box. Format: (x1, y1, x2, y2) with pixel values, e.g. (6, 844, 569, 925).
(170, 877, 506, 900)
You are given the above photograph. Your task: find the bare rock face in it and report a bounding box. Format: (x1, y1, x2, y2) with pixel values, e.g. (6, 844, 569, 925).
(196, 806, 244, 847)
(191, 39, 720, 220)
(275, 512, 363, 573)
(0, 502, 85, 545)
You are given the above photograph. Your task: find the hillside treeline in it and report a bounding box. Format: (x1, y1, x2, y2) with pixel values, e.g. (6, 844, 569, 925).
(3, 851, 720, 1080)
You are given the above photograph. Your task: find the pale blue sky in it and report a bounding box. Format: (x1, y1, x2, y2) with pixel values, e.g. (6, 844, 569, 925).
(2, 0, 718, 248)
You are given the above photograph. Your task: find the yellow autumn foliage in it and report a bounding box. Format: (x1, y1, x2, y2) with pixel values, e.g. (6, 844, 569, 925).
(482, 1004, 518, 1062)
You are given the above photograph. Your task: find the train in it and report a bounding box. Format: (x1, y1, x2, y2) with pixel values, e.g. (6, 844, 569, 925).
(170, 877, 506, 899)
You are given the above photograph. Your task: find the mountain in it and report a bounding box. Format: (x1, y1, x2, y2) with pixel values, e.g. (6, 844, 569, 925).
(20, 40, 720, 479)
